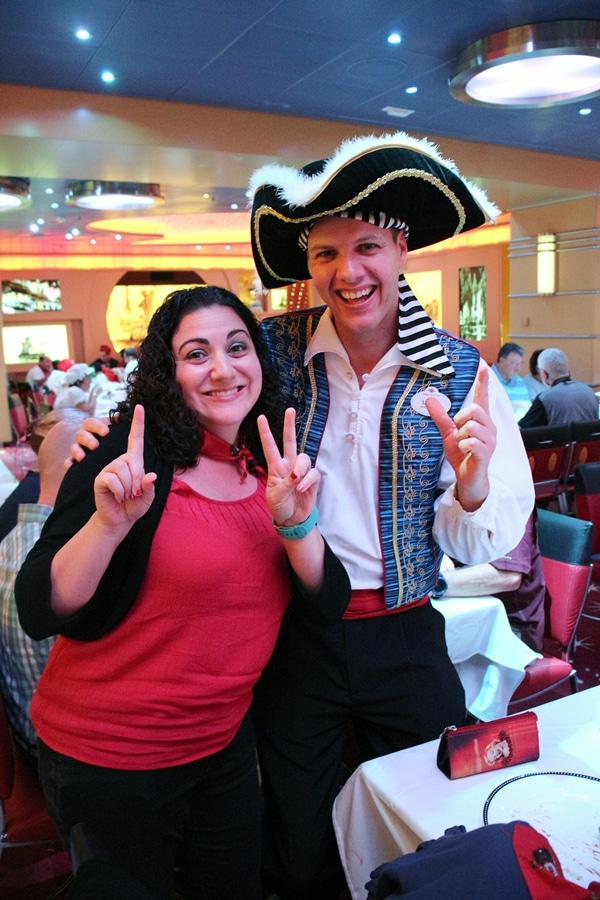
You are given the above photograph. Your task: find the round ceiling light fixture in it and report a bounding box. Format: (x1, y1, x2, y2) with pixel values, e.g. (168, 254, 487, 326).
(449, 20, 600, 108)
(65, 181, 164, 211)
(0, 177, 31, 211)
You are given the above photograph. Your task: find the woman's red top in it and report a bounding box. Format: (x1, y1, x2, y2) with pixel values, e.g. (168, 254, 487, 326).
(31, 476, 291, 769)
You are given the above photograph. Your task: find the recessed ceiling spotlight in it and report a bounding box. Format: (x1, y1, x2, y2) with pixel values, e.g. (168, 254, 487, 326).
(75, 29, 91, 41)
(579, 107, 593, 114)
(449, 20, 600, 108)
(405, 86, 418, 94)
(50, 202, 59, 209)
(45, 187, 54, 195)
(29, 223, 40, 233)
(66, 181, 163, 210)
(0, 176, 31, 211)
(101, 71, 116, 84)
(231, 203, 239, 210)
(387, 32, 401, 45)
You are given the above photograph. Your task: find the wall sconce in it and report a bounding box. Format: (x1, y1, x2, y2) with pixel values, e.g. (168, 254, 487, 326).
(449, 20, 600, 108)
(0, 177, 31, 211)
(65, 181, 164, 211)
(537, 233, 557, 295)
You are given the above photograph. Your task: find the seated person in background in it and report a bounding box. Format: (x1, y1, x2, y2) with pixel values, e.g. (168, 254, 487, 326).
(0, 410, 86, 763)
(44, 359, 69, 396)
(122, 347, 139, 381)
(523, 348, 546, 400)
(25, 354, 53, 389)
(53, 363, 99, 415)
(491, 342, 531, 420)
(433, 511, 545, 652)
(0, 408, 85, 542)
(90, 344, 120, 382)
(519, 347, 598, 429)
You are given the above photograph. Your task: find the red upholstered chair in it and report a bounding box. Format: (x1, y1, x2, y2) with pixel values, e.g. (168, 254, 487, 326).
(561, 418, 600, 510)
(573, 460, 600, 583)
(507, 508, 592, 714)
(0, 690, 71, 891)
(520, 424, 572, 513)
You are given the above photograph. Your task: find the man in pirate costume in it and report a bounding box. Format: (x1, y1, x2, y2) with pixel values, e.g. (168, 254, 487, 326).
(249, 132, 535, 899)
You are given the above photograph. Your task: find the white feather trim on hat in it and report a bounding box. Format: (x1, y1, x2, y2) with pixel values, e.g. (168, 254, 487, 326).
(249, 131, 500, 222)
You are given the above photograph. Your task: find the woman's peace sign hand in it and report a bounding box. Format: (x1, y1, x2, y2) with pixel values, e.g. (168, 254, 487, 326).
(257, 408, 320, 527)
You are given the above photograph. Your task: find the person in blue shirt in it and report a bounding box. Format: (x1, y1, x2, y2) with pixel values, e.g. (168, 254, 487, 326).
(491, 343, 531, 420)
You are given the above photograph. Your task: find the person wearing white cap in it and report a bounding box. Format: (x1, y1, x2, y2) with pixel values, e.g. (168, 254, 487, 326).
(248, 131, 535, 899)
(53, 363, 98, 415)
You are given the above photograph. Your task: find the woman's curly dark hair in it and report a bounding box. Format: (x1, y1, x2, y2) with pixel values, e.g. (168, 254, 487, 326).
(113, 285, 285, 470)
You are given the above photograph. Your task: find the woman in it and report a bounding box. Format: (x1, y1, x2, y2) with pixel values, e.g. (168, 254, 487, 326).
(52, 362, 99, 415)
(15, 286, 330, 900)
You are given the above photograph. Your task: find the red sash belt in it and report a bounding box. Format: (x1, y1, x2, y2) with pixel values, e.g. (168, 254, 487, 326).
(342, 589, 429, 620)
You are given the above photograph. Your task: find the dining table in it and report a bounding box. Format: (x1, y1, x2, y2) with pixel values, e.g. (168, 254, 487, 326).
(432, 594, 540, 722)
(333, 686, 600, 899)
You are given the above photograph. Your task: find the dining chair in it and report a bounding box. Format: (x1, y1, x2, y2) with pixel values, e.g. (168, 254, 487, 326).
(573, 460, 600, 584)
(560, 418, 600, 511)
(0, 689, 71, 890)
(507, 508, 592, 714)
(8, 400, 31, 477)
(520, 424, 572, 513)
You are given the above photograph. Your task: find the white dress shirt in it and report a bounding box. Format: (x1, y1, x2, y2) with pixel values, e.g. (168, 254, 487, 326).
(305, 311, 534, 590)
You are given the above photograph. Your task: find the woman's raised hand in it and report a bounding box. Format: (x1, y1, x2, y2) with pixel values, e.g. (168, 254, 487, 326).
(93, 404, 157, 529)
(257, 408, 320, 527)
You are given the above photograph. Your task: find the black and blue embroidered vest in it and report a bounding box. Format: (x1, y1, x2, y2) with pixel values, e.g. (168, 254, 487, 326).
(261, 308, 480, 610)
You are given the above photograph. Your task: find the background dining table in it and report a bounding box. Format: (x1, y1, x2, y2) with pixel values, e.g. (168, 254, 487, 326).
(433, 594, 540, 721)
(333, 686, 600, 899)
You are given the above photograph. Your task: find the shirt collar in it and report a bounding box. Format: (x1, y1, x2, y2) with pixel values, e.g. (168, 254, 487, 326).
(305, 303, 452, 378)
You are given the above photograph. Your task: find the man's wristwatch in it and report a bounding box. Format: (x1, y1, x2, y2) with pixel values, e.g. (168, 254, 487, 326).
(430, 574, 448, 600)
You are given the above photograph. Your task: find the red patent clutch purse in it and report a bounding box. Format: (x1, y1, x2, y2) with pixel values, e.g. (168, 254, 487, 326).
(437, 711, 540, 779)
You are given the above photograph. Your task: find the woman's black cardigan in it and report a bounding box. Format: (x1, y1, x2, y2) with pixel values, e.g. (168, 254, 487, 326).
(15, 422, 173, 641)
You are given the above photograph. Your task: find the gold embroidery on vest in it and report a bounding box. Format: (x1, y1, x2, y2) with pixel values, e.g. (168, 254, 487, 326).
(390, 369, 421, 607)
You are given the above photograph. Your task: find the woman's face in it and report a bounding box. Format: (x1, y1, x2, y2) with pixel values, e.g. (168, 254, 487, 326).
(172, 305, 262, 444)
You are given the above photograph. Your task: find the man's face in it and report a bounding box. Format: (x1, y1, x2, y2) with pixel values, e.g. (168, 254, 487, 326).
(306, 216, 407, 346)
(497, 352, 523, 380)
(40, 356, 52, 374)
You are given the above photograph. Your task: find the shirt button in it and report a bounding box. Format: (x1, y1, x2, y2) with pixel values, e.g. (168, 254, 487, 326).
(346, 433, 355, 443)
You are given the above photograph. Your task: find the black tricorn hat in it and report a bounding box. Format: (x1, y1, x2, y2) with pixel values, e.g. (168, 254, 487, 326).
(249, 131, 500, 288)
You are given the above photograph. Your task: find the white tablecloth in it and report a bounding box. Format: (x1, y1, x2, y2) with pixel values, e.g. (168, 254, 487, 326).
(434, 595, 540, 722)
(333, 686, 600, 899)
(94, 383, 128, 419)
(0, 456, 18, 503)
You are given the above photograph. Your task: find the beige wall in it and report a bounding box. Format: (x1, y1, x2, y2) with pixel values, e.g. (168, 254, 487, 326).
(509, 196, 600, 387)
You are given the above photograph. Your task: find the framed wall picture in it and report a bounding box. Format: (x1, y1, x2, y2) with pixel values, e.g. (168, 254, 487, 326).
(2, 278, 62, 313)
(2, 323, 70, 366)
(459, 266, 487, 340)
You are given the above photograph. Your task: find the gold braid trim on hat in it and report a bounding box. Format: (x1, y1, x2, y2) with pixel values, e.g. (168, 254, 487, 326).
(254, 169, 466, 283)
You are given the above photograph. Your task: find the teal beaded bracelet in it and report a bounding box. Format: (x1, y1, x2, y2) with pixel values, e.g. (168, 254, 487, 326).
(272, 506, 318, 539)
